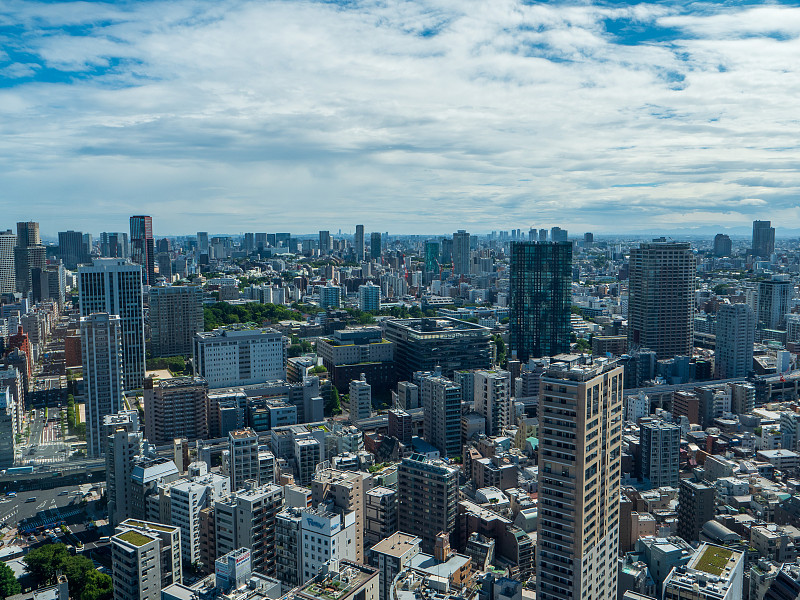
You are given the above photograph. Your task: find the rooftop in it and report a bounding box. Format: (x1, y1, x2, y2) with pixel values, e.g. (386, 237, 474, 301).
(690, 544, 738, 577)
(116, 530, 155, 547)
(371, 532, 421, 558)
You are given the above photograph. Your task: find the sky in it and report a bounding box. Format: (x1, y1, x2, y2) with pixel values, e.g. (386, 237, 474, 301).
(2, 0, 800, 237)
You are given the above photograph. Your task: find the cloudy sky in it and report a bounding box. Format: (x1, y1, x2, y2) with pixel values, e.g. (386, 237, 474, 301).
(2, 0, 800, 237)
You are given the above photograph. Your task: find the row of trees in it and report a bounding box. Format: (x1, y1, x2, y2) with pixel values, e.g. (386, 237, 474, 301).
(203, 302, 302, 331)
(23, 544, 112, 600)
(66, 394, 85, 439)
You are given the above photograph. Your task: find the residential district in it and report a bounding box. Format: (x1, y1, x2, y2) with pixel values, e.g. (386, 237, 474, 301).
(1, 219, 800, 600)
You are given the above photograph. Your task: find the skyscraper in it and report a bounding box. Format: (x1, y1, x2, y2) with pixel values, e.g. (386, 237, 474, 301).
(354, 224, 365, 261)
(715, 303, 755, 379)
(130, 215, 155, 285)
(148, 286, 204, 357)
(639, 419, 680, 488)
(197, 231, 209, 255)
(81, 313, 124, 457)
(713, 233, 732, 257)
(370, 232, 382, 260)
(536, 359, 623, 600)
(14, 221, 46, 296)
(550, 226, 568, 242)
(627, 239, 695, 359)
(751, 275, 791, 332)
(319, 230, 331, 254)
(452, 230, 471, 275)
(424, 240, 440, 275)
(58, 230, 88, 270)
(79, 259, 146, 390)
(752, 220, 775, 258)
(509, 241, 572, 362)
(0, 229, 15, 294)
(397, 454, 458, 554)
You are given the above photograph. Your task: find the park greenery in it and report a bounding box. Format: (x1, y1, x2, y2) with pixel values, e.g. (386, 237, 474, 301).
(0, 562, 20, 597)
(146, 355, 191, 375)
(24, 544, 112, 600)
(204, 302, 302, 331)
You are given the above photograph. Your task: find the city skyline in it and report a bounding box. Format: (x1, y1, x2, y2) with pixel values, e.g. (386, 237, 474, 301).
(3, 0, 800, 233)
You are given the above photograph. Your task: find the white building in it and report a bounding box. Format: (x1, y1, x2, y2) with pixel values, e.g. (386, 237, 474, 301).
(662, 543, 744, 600)
(473, 370, 512, 437)
(81, 313, 124, 457)
(0, 229, 15, 294)
(229, 428, 259, 492)
(194, 327, 286, 388)
(299, 507, 357, 583)
(170, 473, 230, 564)
(78, 258, 145, 390)
(715, 303, 755, 379)
(349, 374, 372, 421)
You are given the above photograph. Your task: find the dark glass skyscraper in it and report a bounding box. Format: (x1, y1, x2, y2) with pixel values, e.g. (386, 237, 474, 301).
(130, 215, 155, 285)
(509, 241, 572, 362)
(752, 220, 775, 258)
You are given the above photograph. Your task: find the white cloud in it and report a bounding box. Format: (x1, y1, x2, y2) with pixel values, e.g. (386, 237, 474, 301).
(1, 0, 800, 234)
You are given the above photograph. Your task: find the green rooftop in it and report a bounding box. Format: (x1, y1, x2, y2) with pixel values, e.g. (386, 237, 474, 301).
(117, 530, 155, 547)
(694, 546, 734, 576)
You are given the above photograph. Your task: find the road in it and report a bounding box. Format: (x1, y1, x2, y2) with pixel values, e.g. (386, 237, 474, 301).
(18, 411, 71, 465)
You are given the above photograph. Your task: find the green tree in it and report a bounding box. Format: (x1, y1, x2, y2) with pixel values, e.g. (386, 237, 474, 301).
(79, 570, 113, 600)
(310, 365, 327, 375)
(0, 562, 20, 597)
(326, 385, 342, 416)
(23, 543, 71, 585)
(493, 335, 507, 368)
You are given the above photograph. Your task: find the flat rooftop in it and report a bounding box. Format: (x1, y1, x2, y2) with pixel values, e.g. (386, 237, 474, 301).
(371, 532, 421, 558)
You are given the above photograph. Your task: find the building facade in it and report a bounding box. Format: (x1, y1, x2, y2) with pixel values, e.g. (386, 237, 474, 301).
(149, 286, 204, 358)
(194, 327, 286, 388)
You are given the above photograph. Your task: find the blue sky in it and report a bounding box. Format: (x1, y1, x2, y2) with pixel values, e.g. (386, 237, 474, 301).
(2, 0, 800, 236)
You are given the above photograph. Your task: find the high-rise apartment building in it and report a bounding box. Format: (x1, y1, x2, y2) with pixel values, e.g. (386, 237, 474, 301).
(82, 313, 124, 457)
(116, 519, 182, 590)
(171, 476, 230, 565)
(130, 215, 155, 285)
(639, 419, 680, 488)
(536, 359, 623, 600)
(79, 259, 146, 390)
(677, 478, 715, 543)
(358, 282, 380, 312)
(143, 377, 209, 445)
(107, 424, 143, 526)
(713, 233, 732, 257)
(397, 454, 458, 553)
(509, 241, 572, 362)
(312, 468, 365, 563)
(473, 369, 512, 437)
(298, 507, 357, 583)
(752, 220, 775, 258)
(228, 428, 259, 492)
(452, 230, 471, 275)
(627, 239, 695, 359)
(111, 526, 163, 600)
(715, 303, 755, 379)
(550, 226, 568, 242)
(194, 327, 286, 388)
(58, 230, 89, 270)
(354, 225, 365, 261)
(0, 229, 15, 294)
(319, 230, 332, 254)
(14, 221, 46, 296)
(370, 232, 382, 261)
(149, 286, 204, 357)
(364, 486, 398, 549)
(197, 232, 209, 255)
(750, 275, 791, 332)
(421, 374, 462, 458)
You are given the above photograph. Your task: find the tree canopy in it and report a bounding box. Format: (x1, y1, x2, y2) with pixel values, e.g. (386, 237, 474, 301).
(0, 562, 20, 598)
(24, 543, 112, 600)
(204, 302, 302, 331)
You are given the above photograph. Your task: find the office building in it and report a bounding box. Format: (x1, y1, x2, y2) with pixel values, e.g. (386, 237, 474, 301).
(713, 234, 732, 257)
(662, 543, 744, 600)
(0, 229, 15, 294)
(107, 426, 144, 527)
(452, 230, 470, 275)
(354, 225, 365, 261)
(149, 286, 204, 357)
(349, 374, 372, 421)
(628, 239, 695, 359)
(508, 241, 572, 362)
(364, 486, 397, 548)
(79, 258, 146, 390)
(215, 483, 283, 577)
(370, 232, 382, 261)
(583, 232, 594, 247)
(116, 519, 182, 590)
(424, 241, 440, 275)
(420, 374, 462, 458)
(111, 527, 163, 600)
(394, 381, 419, 410)
(319, 231, 332, 254)
(753, 220, 776, 258)
(130, 215, 155, 285)
(194, 326, 286, 388)
(197, 231, 209, 255)
(299, 507, 357, 583)
(384, 317, 492, 380)
(387, 408, 412, 444)
(143, 376, 208, 445)
(317, 328, 394, 393)
(398, 454, 458, 553)
(319, 284, 341, 310)
(715, 303, 755, 379)
(14, 221, 46, 296)
(370, 533, 421, 600)
(358, 282, 381, 312)
(551, 226, 568, 242)
(473, 369, 512, 437)
(678, 478, 716, 543)
(536, 359, 624, 600)
(81, 313, 124, 457)
(639, 419, 680, 488)
(295, 437, 322, 484)
(312, 468, 365, 562)
(171, 473, 230, 565)
(57, 230, 89, 270)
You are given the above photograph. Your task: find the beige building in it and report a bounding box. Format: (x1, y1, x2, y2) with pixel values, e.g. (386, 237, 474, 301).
(536, 358, 624, 600)
(143, 376, 208, 445)
(312, 468, 365, 563)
